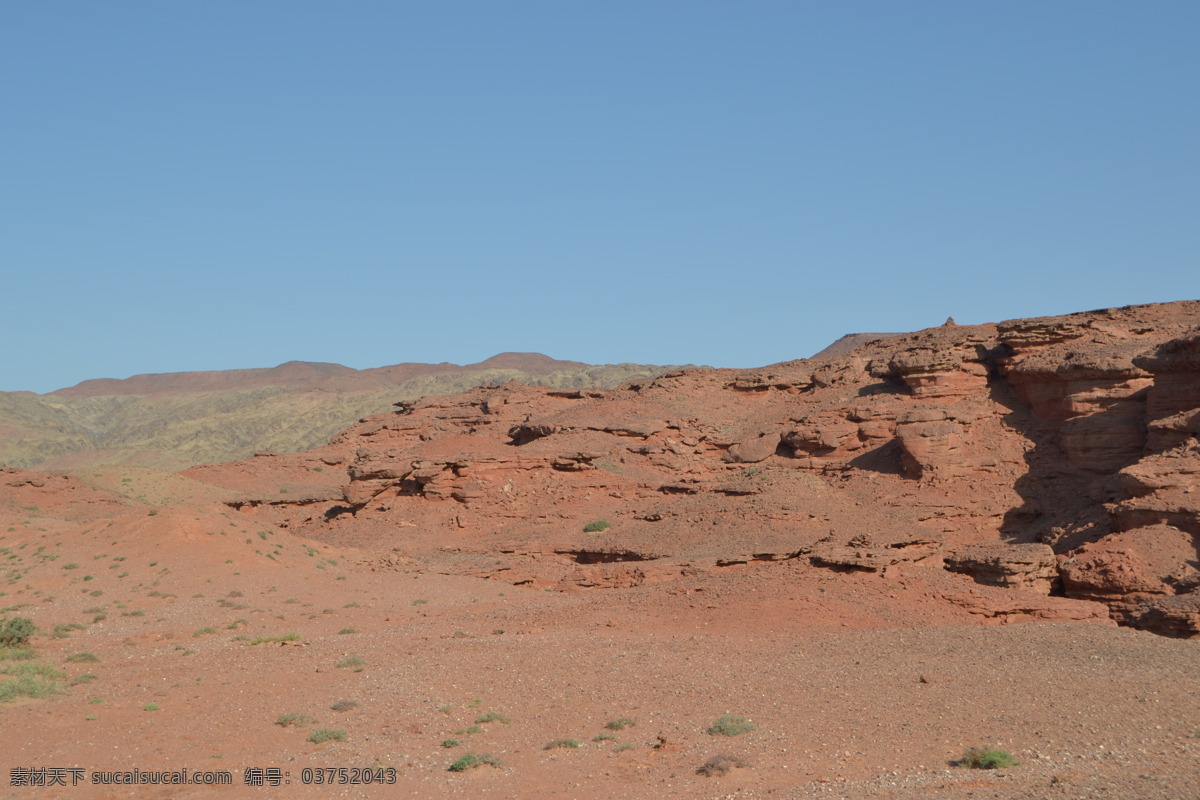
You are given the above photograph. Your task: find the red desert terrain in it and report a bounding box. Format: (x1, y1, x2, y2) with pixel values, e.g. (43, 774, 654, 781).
(1, 301, 1198, 799)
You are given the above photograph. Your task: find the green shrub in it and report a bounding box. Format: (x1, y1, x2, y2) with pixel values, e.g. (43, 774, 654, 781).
(448, 753, 502, 772)
(64, 652, 99, 663)
(545, 739, 581, 750)
(330, 699, 358, 712)
(475, 712, 510, 725)
(1, 661, 63, 680)
(605, 717, 636, 731)
(0, 661, 65, 701)
(0, 675, 62, 702)
(441, 739, 460, 748)
(593, 733, 617, 742)
(959, 747, 1017, 769)
(193, 627, 218, 637)
(275, 713, 316, 727)
(583, 520, 611, 533)
(707, 715, 755, 736)
(144, 702, 160, 711)
(335, 655, 366, 668)
(0, 617, 36, 647)
(0, 645, 36, 662)
(307, 729, 347, 744)
(246, 632, 300, 645)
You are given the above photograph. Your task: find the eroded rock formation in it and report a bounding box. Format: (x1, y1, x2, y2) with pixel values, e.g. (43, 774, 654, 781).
(187, 301, 1200, 637)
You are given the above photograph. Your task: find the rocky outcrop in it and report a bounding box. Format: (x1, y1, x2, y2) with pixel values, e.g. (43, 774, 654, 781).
(194, 300, 1200, 637)
(944, 543, 1059, 594)
(1124, 592, 1200, 639)
(722, 433, 782, 463)
(1059, 524, 1199, 605)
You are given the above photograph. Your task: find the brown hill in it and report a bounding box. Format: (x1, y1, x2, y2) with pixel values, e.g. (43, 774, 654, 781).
(49, 352, 588, 398)
(0, 354, 679, 469)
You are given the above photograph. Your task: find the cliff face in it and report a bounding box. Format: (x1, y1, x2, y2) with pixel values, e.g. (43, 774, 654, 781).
(191, 301, 1200, 637)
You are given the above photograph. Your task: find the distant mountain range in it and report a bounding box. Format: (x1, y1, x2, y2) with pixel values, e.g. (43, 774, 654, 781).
(0, 353, 681, 470)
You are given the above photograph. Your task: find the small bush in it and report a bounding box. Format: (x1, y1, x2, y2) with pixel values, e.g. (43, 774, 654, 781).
(441, 739, 460, 748)
(448, 753, 502, 772)
(583, 520, 611, 533)
(605, 717, 636, 731)
(144, 702, 160, 711)
(275, 713, 316, 727)
(246, 633, 300, 645)
(0, 617, 36, 647)
(307, 728, 348, 744)
(0, 645, 36, 662)
(593, 733, 617, 742)
(959, 747, 1017, 769)
(545, 739, 581, 750)
(64, 652, 99, 663)
(707, 715, 755, 736)
(0, 676, 62, 702)
(0, 661, 64, 702)
(697, 754, 748, 777)
(193, 627, 218, 637)
(330, 699, 358, 712)
(337, 628, 356, 635)
(336, 655, 366, 668)
(1, 661, 63, 680)
(475, 712, 510, 725)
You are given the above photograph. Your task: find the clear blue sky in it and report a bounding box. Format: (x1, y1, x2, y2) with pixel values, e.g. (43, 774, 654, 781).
(3, 1, 1197, 393)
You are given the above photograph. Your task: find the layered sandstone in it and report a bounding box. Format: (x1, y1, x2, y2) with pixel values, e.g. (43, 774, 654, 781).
(182, 300, 1200, 636)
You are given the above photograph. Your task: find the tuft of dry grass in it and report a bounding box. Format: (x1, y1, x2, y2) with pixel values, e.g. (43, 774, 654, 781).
(697, 754, 749, 777)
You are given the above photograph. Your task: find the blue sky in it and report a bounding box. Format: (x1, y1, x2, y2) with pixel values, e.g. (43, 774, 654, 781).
(3, 1, 1197, 393)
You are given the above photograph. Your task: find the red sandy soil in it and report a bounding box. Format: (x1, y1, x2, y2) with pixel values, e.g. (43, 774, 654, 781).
(2, 301, 1199, 799)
